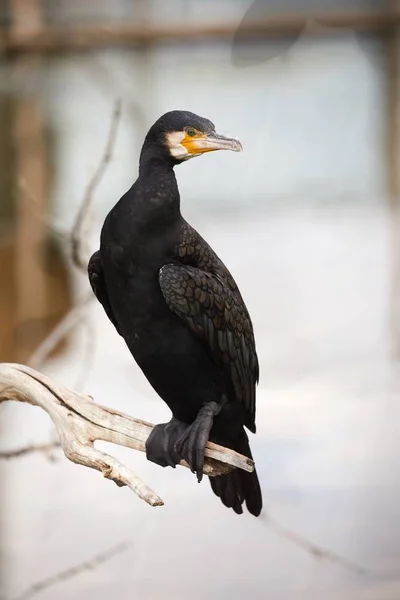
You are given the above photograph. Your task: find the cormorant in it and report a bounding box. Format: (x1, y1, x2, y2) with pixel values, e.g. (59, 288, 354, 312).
(88, 110, 262, 516)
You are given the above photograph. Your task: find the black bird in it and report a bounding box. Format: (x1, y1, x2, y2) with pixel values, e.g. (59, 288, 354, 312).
(88, 110, 262, 516)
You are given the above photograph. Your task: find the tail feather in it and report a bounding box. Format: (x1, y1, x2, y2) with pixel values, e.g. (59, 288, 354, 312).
(209, 432, 262, 517)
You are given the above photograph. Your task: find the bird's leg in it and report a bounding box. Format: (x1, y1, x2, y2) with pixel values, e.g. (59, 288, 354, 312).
(174, 401, 222, 483)
(145, 417, 188, 468)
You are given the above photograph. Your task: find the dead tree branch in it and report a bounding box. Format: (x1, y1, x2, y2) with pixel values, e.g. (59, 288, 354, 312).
(263, 515, 368, 575)
(27, 292, 93, 369)
(19, 98, 122, 273)
(0, 363, 255, 507)
(17, 177, 68, 241)
(13, 541, 130, 600)
(22, 99, 121, 385)
(0, 440, 61, 460)
(70, 98, 122, 271)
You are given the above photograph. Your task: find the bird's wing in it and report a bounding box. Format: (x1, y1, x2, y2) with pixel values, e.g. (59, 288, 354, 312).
(88, 250, 121, 335)
(159, 263, 258, 432)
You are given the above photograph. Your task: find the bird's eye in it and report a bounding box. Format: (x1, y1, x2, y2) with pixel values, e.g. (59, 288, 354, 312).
(187, 127, 196, 137)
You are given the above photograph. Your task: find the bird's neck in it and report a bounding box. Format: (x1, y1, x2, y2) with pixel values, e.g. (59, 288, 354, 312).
(139, 142, 177, 177)
(131, 159, 181, 226)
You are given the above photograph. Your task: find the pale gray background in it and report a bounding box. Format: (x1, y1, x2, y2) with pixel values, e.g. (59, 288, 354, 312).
(1, 1, 399, 598)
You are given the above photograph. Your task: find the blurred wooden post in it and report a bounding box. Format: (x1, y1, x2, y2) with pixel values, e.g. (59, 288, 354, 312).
(0, 10, 400, 53)
(11, 0, 49, 361)
(386, 1, 400, 357)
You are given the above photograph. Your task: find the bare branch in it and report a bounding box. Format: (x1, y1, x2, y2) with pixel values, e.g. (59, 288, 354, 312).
(17, 178, 68, 241)
(70, 98, 122, 271)
(21, 99, 120, 395)
(264, 515, 368, 575)
(71, 317, 97, 391)
(0, 440, 61, 460)
(12, 541, 130, 600)
(18, 98, 122, 274)
(0, 364, 371, 576)
(0, 363, 255, 507)
(27, 293, 94, 369)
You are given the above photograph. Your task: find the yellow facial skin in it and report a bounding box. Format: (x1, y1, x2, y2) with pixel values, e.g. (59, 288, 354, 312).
(180, 128, 243, 156)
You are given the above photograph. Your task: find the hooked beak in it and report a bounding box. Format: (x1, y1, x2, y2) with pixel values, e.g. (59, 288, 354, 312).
(182, 132, 243, 155)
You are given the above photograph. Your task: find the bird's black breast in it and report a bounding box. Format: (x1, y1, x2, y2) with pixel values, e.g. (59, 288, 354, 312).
(100, 198, 181, 325)
(98, 201, 230, 422)
(96, 177, 258, 431)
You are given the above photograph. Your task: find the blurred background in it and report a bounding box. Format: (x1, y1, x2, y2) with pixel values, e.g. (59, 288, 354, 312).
(1, 0, 400, 598)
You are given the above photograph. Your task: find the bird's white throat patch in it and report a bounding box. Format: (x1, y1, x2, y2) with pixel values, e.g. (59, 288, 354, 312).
(166, 131, 193, 160)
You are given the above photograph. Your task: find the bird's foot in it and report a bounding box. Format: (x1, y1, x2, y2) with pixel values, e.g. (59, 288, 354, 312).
(174, 401, 222, 482)
(145, 417, 188, 468)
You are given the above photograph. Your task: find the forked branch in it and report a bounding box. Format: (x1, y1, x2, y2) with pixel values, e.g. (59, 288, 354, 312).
(0, 363, 255, 507)
(70, 98, 122, 271)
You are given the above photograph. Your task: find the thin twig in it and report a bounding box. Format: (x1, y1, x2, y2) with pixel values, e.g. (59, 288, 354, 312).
(22, 100, 120, 385)
(70, 98, 122, 271)
(18, 99, 122, 272)
(12, 541, 130, 600)
(17, 178, 68, 241)
(0, 441, 61, 460)
(72, 318, 97, 391)
(27, 293, 94, 369)
(263, 514, 369, 575)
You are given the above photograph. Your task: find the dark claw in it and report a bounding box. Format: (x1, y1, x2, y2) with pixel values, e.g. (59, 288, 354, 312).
(145, 417, 188, 468)
(174, 401, 221, 482)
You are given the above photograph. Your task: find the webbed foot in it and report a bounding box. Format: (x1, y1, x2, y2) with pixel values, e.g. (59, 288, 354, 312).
(174, 401, 222, 482)
(145, 417, 188, 468)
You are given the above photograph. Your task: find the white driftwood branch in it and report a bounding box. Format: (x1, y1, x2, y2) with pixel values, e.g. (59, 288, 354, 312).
(0, 363, 255, 507)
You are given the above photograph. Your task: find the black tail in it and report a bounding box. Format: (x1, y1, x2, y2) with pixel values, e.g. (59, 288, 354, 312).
(209, 431, 262, 517)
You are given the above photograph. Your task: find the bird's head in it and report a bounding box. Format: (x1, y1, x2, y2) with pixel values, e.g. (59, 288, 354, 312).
(140, 110, 242, 168)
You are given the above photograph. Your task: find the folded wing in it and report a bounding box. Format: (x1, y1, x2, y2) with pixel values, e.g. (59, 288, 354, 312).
(159, 263, 259, 432)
